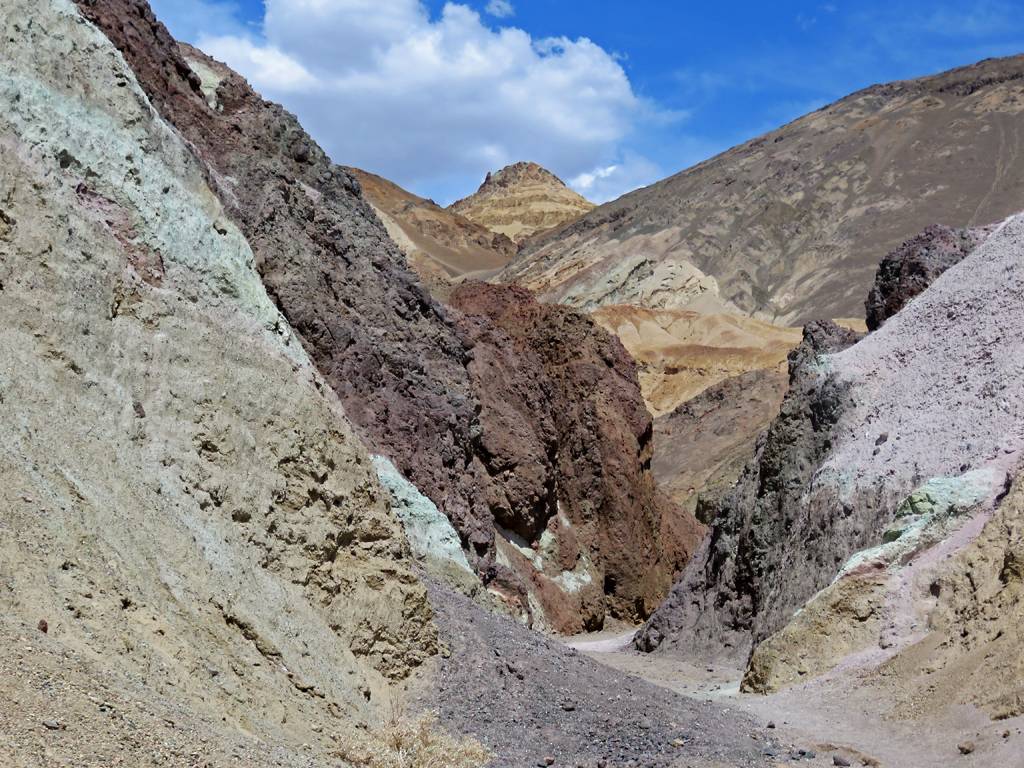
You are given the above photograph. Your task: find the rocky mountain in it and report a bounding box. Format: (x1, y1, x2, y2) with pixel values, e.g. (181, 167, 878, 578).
(638, 213, 1024, 719)
(72, 0, 700, 636)
(449, 161, 595, 243)
(347, 167, 516, 298)
(500, 56, 1024, 324)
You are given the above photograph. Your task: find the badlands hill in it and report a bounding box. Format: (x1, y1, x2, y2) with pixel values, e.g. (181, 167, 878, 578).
(501, 55, 1024, 324)
(347, 167, 516, 297)
(449, 161, 595, 243)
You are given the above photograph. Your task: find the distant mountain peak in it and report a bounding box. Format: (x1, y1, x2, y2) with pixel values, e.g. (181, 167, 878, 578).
(449, 161, 594, 243)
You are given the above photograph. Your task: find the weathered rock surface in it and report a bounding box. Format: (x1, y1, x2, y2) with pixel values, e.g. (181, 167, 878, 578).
(637, 321, 863, 661)
(502, 56, 1024, 324)
(878, 471, 1024, 721)
(0, 2, 437, 762)
(450, 282, 704, 631)
(348, 167, 516, 298)
(74, 0, 693, 632)
(639, 214, 1024, 696)
(653, 368, 790, 517)
(864, 223, 991, 330)
(449, 161, 595, 243)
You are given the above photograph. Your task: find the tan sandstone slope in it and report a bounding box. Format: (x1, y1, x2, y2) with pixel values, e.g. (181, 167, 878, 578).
(0, 2, 450, 763)
(500, 56, 1024, 324)
(449, 161, 595, 243)
(591, 305, 802, 417)
(348, 167, 516, 296)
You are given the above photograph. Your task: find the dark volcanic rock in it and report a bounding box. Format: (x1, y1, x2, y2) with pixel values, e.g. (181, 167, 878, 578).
(865, 224, 991, 330)
(636, 321, 863, 660)
(74, 0, 697, 630)
(451, 283, 704, 629)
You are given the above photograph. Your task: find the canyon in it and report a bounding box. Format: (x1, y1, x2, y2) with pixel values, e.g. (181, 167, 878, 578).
(3, 2, 1024, 767)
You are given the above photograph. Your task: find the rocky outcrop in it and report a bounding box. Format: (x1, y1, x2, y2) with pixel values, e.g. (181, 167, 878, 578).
(73, 0, 694, 632)
(449, 161, 595, 243)
(348, 167, 516, 298)
(878, 471, 1024, 721)
(0, 2, 436, 762)
(450, 283, 704, 630)
(502, 56, 1024, 324)
(638, 214, 1024, 695)
(636, 321, 863, 660)
(864, 224, 991, 330)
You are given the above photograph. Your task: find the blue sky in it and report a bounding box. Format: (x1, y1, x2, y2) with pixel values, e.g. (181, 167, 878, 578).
(153, 0, 1024, 204)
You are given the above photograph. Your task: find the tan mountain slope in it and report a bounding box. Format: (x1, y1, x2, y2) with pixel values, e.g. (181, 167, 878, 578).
(348, 167, 516, 296)
(652, 368, 790, 515)
(591, 305, 802, 417)
(501, 55, 1024, 324)
(449, 161, 595, 243)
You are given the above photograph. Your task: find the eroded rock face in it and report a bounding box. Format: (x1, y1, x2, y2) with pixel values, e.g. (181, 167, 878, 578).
(878, 472, 1024, 721)
(864, 224, 991, 330)
(639, 215, 1024, 694)
(0, 1, 434, 759)
(73, 0, 490, 554)
(451, 283, 704, 631)
(73, 0, 694, 631)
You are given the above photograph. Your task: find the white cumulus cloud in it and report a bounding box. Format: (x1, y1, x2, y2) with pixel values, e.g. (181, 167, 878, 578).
(485, 0, 515, 19)
(569, 152, 663, 204)
(196, 0, 649, 203)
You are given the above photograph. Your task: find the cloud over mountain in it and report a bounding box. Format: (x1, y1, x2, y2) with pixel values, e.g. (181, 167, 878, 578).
(196, 0, 647, 202)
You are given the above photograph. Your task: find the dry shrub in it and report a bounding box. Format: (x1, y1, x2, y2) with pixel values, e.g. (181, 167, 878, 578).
(335, 705, 489, 768)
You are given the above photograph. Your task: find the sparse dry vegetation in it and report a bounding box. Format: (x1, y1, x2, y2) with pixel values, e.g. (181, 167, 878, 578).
(335, 706, 490, 768)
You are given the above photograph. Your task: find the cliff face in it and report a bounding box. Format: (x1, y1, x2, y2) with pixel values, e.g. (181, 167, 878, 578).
(0, 1, 435, 761)
(451, 283, 704, 629)
(72, 0, 694, 632)
(449, 161, 595, 243)
(502, 56, 1024, 324)
(864, 223, 991, 330)
(638, 216, 1024, 697)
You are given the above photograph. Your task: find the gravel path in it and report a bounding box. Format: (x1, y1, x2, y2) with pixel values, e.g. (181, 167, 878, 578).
(420, 583, 779, 768)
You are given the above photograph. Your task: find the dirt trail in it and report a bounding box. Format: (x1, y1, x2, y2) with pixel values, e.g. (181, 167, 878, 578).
(564, 635, 1024, 768)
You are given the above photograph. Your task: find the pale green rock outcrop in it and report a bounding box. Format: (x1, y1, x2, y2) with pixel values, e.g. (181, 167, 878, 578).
(372, 455, 482, 596)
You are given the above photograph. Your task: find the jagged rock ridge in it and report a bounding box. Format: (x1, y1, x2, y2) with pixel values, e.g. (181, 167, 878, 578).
(449, 161, 595, 243)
